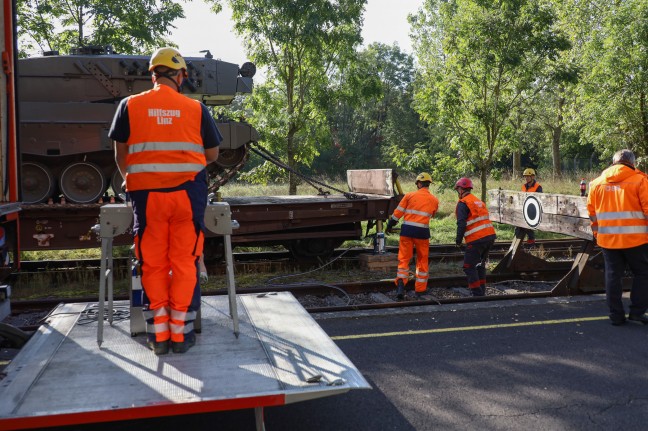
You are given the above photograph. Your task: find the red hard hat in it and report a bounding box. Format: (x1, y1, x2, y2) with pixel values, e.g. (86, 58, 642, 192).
(455, 177, 473, 190)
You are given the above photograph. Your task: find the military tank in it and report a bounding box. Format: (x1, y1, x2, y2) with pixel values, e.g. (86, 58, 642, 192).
(18, 45, 258, 204)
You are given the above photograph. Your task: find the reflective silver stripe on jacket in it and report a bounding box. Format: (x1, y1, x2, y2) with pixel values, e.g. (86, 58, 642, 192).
(127, 163, 205, 174)
(466, 215, 489, 226)
(464, 222, 494, 237)
(598, 226, 648, 234)
(403, 220, 429, 228)
(129, 141, 205, 154)
(404, 208, 435, 218)
(596, 211, 647, 220)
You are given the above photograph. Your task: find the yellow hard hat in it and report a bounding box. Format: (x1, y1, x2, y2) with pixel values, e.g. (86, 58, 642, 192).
(148, 47, 187, 71)
(416, 172, 432, 183)
(523, 168, 536, 176)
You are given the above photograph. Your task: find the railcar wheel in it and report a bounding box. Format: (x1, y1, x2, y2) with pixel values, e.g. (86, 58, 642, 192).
(287, 238, 342, 259)
(215, 147, 247, 168)
(59, 162, 106, 203)
(203, 237, 225, 262)
(21, 162, 55, 204)
(110, 169, 125, 199)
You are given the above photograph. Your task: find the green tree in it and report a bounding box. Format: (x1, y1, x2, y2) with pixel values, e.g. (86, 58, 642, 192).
(17, 0, 186, 55)
(229, 0, 364, 194)
(411, 0, 570, 200)
(321, 43, 430, 176)
(574, 0, 648, 164)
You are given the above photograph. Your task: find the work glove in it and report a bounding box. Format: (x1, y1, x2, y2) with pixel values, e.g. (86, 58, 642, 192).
(455, 241, 464, 252)
(385, 219, 397, 234)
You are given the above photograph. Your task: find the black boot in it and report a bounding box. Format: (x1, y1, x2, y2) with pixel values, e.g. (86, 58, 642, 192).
(628, 314, 648, 324)
(172, 334, 196, 354)
(470, 288, 484, 297)
(147, 340, 170, 355)
(396, 279, 405, 300)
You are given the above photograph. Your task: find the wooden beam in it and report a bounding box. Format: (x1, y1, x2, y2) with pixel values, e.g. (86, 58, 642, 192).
(488, 190, 593, 240)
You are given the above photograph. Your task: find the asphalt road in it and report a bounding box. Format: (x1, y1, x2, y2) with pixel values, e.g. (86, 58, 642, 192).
(32, 294, 648, 430)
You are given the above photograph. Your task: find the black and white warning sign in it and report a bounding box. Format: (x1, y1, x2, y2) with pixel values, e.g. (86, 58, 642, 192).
(523, 195, 542, 228)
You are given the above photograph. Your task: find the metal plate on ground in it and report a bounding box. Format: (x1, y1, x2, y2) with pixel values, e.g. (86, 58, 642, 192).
(0, 293, 370, 430)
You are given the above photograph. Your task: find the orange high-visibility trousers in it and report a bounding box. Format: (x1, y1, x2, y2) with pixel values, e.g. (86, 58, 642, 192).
(134, 189, 203, 343)
(394, 236, 430, 293)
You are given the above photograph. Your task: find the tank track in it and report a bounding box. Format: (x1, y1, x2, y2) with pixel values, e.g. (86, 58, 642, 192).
(207, 144, 250, 194)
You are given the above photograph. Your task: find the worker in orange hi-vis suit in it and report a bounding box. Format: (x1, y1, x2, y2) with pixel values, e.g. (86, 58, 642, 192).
(587, 149, 648, 326)
(386, 173, 439, 300)
(454, 177, 497, 297)
(108, 47, 222, 355)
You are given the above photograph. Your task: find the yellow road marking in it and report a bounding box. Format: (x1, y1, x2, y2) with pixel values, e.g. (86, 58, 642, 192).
(330, 316, 608, 341)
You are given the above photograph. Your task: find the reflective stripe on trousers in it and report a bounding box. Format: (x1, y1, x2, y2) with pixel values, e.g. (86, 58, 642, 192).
(133, 189, 204, 343)
(143, 306, 170, 343)
(395, 236, 430, 293)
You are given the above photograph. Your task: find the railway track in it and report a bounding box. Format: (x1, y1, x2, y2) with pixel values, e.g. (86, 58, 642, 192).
(16, 238, 584, 272)
(7, 271, 572, 331)
(4, 239, 597, 333)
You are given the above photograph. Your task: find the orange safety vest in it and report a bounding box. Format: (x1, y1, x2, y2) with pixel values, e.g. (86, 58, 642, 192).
(125, 85, 206, 191)
(390, 187, 439, 230)
(459, 194, 496, 243)
(522, 181, 541, 192)
(587, 164, 648, 249)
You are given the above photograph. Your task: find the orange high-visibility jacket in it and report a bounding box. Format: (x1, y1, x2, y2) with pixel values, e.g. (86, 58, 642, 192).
(587, 164, 648, 249)
(522, 181, 541, 192)
(125, 85, 206, 191)
(458, 194, 496, 243)
(390, 187, 439, 239)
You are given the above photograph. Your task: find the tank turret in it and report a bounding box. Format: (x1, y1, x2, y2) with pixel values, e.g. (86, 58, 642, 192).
(18, 47, 259, 203)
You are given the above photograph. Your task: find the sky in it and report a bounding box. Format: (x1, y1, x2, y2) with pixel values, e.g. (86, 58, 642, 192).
(172, 0, 423, 67)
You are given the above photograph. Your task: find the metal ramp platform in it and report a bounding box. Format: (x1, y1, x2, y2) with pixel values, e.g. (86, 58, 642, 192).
(0, 293, 370, 430)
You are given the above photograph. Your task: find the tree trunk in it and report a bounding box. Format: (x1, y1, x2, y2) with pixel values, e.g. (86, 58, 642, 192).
(480, 167, 488, 202)
(77, 6, 84, 47)
(640, 90, 648, 164)
(286, 67, 297, 195)
(512, 151, 521, 178)
(551, 126, 562, 177)
(287, 131, 297, 195)
(551, 95, 565, 177)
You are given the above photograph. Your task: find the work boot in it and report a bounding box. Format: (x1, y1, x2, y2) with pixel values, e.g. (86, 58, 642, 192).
(480, 285, 487, 296)
(172, 335, 196, 354)
(147, 340, 170, 356)
(396, 279, 405, 300)
(470, 288, 484, 297)
(628, 314, 648, 325)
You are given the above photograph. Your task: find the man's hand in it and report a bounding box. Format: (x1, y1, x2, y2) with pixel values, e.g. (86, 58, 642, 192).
(385, 219, 397, 234)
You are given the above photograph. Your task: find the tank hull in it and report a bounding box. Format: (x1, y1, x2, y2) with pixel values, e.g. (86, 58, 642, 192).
(18, 52, 258, 203)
